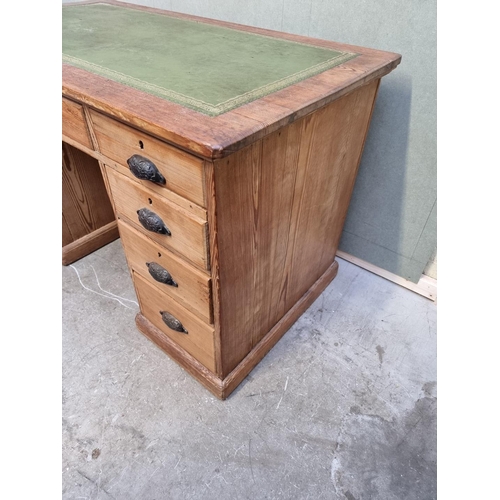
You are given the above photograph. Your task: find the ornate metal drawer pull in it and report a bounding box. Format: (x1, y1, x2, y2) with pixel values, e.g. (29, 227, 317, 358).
(137, 208, 171, 235)
(160, 311, 188, 334)
(127, 154, 166, 185)
(146, 262, 178, 287)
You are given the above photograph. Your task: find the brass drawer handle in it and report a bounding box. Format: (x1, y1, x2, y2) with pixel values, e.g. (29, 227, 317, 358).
(137, 208, 171, 235)
(160, 311, 188, 334)
(146, 262, 178, 287)
(127, 154, 166, 185)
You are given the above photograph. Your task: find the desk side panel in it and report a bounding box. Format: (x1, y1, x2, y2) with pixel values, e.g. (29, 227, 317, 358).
(62, 142, 119, 264)
(213, 79, 380, 376)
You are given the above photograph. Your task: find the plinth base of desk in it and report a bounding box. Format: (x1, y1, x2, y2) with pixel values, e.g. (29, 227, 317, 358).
(62, 221, 120, 265)
(136, 313, 225, 397)
(135, 260, 339, 399)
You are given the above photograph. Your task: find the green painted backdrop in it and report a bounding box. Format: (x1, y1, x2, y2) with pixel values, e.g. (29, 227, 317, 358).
(62, 0, 436, 283)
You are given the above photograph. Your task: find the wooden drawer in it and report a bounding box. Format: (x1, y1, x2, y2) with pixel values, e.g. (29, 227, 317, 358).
(107, 167, 209, 270)
(90, 109, 206, 207)
(62, 98, 92, 149)
(134, 272, 216, 372)
(119, 220, 213, 323)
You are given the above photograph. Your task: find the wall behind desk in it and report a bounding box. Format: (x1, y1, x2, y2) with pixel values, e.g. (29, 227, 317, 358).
(62, 0, 436, 284)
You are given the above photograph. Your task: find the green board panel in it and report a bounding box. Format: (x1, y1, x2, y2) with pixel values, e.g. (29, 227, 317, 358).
(62, 3, 357, 116)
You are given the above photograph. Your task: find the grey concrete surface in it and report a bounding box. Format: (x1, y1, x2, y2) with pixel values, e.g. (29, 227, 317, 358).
(62, 240, 437, 500)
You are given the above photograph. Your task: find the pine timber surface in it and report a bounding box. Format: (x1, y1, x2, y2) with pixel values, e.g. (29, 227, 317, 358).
(62, 0, 401, 160)
(90, 109, 206, 207)
(213, 80, 380, 376)
(134, 272, 216, 372)
(62, 221, 119, 266)
(62, 143, 118, 264)
(62, 2, 401, 398)
(135, 260, 339, 399)
(62, 97, 93, 150)
(106, 168, 209, 271)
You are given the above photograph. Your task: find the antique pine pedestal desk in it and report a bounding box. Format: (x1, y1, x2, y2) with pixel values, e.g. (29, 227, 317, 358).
(62, 1, 401, 399)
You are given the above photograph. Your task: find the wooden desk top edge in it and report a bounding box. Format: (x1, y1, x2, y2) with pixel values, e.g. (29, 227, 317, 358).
(62, 0, 402, 159)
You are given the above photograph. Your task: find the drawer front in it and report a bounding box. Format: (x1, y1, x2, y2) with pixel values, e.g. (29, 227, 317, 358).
(134, 272, 216, 372)
(119, 220, 213, 323)
(62, 98, 92, 149)
(107, 167, 209, 270)
(90, 109, 205, 207)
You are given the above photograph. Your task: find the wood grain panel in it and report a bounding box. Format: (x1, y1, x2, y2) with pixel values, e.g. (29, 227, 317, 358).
(221, 261, 339, 398)
(61, 128, 206, 219)
(134, 260, 339, 400)
(90, 109, 206, 206)
(203, 161, 223, 376)
(213, 80, 380, 375)
(62, 98, 93, 150)
(62, 213, 73, 247)
(118, 220, 212, 323)
(106, 167, 209, 270)
(63, 2, 402, 397)
(134, 272, 216, 372)
(103, 160, 207, 220)
(62, 221, 119, 266)
(286, 79, 381, 306)
(62, 142, 116, 243)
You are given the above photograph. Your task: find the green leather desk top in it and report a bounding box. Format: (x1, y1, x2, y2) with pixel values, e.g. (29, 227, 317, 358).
(62, 3, 357, 116)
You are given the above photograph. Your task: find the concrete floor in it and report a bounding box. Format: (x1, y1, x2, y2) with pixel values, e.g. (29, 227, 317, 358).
(62, 240, 437, 500)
